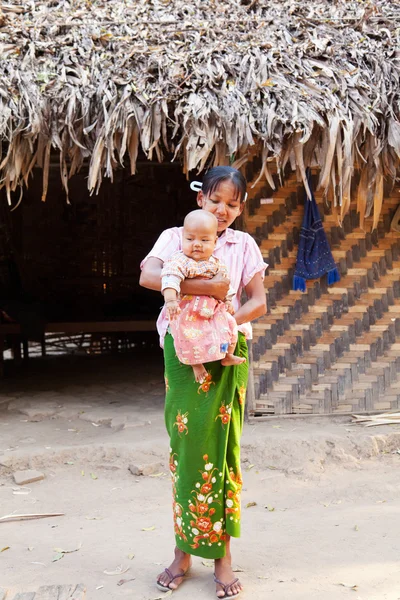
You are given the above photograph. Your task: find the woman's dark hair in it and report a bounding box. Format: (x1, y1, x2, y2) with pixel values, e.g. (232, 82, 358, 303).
(202, 166, 247, 204)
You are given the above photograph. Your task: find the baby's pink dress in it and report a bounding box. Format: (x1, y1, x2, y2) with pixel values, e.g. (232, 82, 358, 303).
(161, 252, 237, 365)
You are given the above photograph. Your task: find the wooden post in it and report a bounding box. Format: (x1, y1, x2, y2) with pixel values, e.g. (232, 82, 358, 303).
(12, 336, 22, 364)
(0, 335, 4, 378)
(41, 334, 46, 357)
(22, 337, 29, 362)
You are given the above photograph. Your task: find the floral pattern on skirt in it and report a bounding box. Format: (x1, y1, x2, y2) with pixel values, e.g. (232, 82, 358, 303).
(164, 332, 248, 559)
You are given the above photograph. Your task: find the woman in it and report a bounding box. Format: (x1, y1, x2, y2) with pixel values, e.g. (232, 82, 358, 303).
(140, 166, 267, 599)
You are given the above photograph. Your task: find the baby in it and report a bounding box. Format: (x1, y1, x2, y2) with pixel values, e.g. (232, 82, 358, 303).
(161, 210, 246, 384)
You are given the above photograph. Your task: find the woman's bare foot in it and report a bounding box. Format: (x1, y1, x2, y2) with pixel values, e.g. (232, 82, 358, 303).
(192, 363, 209, 383)
(221, 353, 246, 367)
(156, 547, 192, 590)
(214, 555, 243, 598)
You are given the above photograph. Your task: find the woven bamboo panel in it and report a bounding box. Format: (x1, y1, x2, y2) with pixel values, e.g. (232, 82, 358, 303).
(246, 162, 400, 417)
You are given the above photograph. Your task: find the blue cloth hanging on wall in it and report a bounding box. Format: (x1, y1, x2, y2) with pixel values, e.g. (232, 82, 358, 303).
(293, 171, 341, 292)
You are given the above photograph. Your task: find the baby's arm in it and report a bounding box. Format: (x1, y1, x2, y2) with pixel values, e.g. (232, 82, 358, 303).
(163, 287, 181, 320)
(161, 258, 185, 321)
(224, 299, 235, 315)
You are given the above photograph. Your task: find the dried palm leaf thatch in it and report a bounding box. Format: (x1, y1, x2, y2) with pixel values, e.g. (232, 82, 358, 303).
(0, 0, 399, 225)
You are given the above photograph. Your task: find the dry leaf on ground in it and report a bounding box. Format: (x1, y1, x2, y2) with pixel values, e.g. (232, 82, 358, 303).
(104, 565, 130, 576)
(53, 543, 82, 553)
(52, 552, 64, 562)
(336, 583, 358, 590)
(117, 578, 135, 586)
(0, 513, 64, 523)
(245, 502, 257, 508)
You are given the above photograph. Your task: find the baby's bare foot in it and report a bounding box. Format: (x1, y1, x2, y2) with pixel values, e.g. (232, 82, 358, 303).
(221, 354, 246, 367)
(192, 363, 209, 383)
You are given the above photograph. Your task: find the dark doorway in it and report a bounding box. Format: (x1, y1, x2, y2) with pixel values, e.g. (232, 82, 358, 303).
(1, 161, 195, 324)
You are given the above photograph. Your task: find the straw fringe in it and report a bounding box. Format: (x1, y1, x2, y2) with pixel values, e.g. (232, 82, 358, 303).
(0, 0, 398, 222)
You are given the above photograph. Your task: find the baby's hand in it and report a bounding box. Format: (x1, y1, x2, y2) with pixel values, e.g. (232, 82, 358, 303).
(166, 300, 181, 320)
(225, 300, 235, 315)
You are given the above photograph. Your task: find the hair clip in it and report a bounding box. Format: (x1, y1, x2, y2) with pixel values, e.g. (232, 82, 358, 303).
(190, 181, 248, 202)
(190, 181, 203, 192)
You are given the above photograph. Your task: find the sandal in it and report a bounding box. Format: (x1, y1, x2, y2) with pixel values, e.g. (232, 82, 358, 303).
(156, 567, 188, 592)
(214, 574, 241, 599)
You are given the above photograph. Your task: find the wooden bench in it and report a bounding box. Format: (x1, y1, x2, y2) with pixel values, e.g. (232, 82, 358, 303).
(0, 320, 156, 375)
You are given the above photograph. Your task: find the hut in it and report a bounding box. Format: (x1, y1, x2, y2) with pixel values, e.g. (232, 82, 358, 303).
(0, 0, 399, 417)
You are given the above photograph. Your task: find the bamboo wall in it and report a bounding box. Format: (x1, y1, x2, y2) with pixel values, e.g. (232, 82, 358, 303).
(244, 162, 400, 416)
(2, 159, 400, 418)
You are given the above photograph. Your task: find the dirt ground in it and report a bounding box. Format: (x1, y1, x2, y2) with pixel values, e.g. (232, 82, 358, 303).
(1, 347, 400, 600)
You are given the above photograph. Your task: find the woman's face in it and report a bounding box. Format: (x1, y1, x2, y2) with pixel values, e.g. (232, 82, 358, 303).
(197, 179, 244, 234)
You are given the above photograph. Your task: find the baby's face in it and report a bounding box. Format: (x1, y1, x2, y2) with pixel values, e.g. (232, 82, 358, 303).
(182, 220, 217, 261)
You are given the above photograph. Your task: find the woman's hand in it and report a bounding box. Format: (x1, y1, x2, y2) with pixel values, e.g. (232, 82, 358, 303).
(140, 257, 230, 301)
(178, 271, 230, 300)
(208, 272, 230, 302)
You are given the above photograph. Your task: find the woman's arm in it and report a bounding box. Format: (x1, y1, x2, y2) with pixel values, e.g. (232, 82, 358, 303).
(139, 257, 230, 301)
(234, 272, 266, 325)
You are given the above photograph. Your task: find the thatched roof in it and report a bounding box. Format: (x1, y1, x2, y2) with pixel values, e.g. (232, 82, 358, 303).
(0, 0, 399, 225)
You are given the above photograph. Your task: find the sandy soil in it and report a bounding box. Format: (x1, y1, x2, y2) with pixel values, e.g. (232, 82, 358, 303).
(1, 348, 400, 599)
